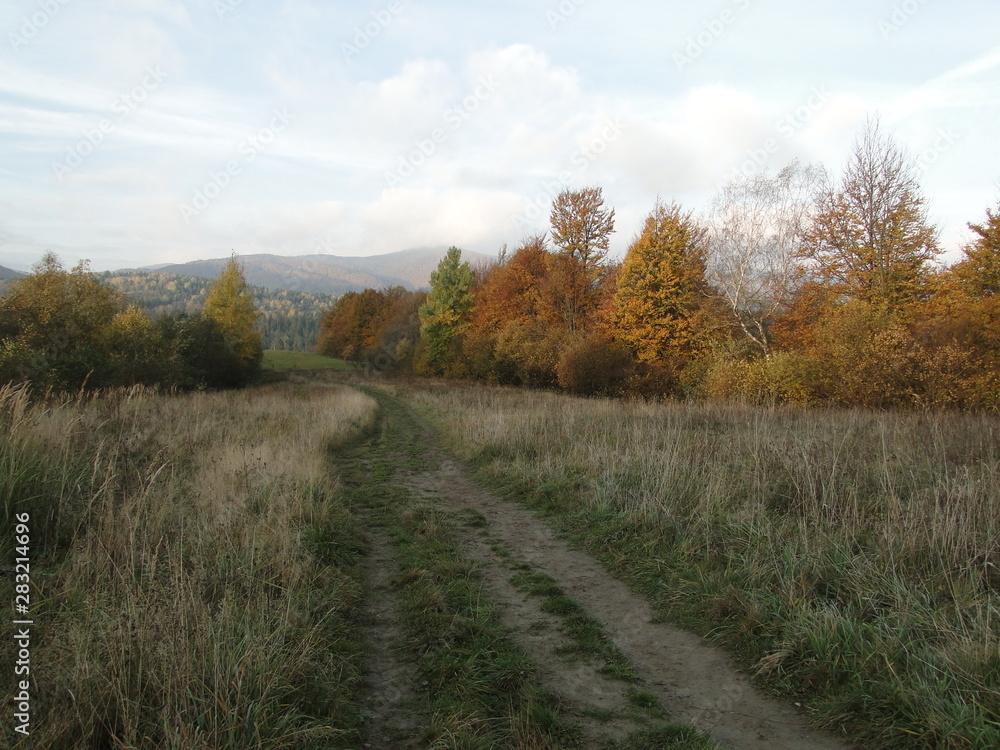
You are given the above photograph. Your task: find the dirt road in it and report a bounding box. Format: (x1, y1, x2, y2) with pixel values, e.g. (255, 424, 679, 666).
(351, 389, 853, 749)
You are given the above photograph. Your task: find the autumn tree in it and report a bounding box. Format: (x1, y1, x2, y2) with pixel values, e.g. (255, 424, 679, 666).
(707, 161, 826, 355)
(470, 234, 550, 328)
(912, 199, 1000, 407)
(953, 201, 1000, 298)
(611, 200, 712, 364)
(547, 187, 615, 332)
(374, 287, 427, 371)
(463, 235, 557, 382)
(0, 253, 126, 356)
(0, 252, 128, 389)
(419, 246, 475, 374)
(799, 119, 940, 310)
(203, 255, 263, 378)
(319, 286, 426, 371)
(318, 291, 365, 360)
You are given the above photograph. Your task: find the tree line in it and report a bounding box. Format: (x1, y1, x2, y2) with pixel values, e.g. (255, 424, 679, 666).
(98, 271, 332, 351)
(320, 119, 1000, 410)
(0, 254, 264, 392)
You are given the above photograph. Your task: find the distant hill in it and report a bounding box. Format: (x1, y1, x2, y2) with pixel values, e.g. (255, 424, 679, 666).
(149, 247, 494, 295)
(0, 265, 25, 280)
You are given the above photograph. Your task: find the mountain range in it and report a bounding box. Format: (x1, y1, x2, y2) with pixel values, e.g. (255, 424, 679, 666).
(142, 247, 494, 295)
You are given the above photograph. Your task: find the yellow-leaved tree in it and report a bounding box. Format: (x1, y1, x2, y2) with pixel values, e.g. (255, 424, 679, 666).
(547, 187, 615, 333)
(799, 118, 940, 311)
(203, 255, 263, 380)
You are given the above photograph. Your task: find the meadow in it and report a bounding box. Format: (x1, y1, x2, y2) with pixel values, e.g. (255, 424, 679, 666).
(403, 381, 1000, 749)
(0, 381, 377, 748)
(262, 349, 356, 372)
(4, 371, 998, 748)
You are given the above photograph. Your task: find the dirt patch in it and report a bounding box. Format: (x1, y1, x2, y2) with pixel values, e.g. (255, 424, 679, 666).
(391, 396, 853, 750)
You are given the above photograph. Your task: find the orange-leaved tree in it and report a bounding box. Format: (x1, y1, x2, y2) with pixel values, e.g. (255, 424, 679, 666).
(547, 187, 615, 333)
(611, 200, 713, 365)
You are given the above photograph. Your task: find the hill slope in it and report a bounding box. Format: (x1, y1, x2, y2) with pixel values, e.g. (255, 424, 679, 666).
(151, 247, 493, 295)
(0, 265, 25, 280)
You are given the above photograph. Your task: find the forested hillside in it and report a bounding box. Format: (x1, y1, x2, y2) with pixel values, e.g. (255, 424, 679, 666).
(150, 248, 492, 296)
(99, 271, 334, 351)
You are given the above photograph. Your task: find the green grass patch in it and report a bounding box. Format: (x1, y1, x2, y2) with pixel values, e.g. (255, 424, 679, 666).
(511, 569, 639, 683)
(263, 349, 356, 371)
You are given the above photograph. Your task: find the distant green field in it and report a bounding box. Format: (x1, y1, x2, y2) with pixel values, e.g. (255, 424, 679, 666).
(262, 350, 355, 372)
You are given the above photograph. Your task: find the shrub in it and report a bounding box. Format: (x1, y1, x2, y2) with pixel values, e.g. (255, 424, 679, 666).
(556, 333, 633, 396)
(701, 350, 819, 406)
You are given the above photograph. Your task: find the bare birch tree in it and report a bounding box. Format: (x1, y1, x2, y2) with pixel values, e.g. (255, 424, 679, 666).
(706, 160, 827, 355)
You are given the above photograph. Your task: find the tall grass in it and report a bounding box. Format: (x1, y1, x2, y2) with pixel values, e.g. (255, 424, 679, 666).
(0, 382, 378, 748)
(406, 383, 1000, 749)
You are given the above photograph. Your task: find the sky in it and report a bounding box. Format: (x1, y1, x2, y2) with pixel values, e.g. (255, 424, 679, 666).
(1, 0, 998, 273)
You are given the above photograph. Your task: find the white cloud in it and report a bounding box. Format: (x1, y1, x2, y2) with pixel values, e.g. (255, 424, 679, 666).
(1, 2, 998, 270)
(361, 187, 524, 254)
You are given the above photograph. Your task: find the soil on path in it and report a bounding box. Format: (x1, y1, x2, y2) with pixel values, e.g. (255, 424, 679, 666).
(385, 392, 854, 750)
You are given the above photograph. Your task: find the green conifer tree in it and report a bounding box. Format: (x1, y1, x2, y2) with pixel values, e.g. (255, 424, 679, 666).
(419, 246, 475, 373)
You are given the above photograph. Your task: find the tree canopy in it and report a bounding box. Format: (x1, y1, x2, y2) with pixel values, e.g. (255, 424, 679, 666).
(419, 246, 476, 373)
(203, 255, 263, 375)
(612, 201, 711, 364)
(799, 119, 940, 310)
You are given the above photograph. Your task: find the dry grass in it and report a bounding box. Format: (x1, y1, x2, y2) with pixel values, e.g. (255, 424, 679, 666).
(0, 382, 378, 748)
(405, 382, 1000, 748)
